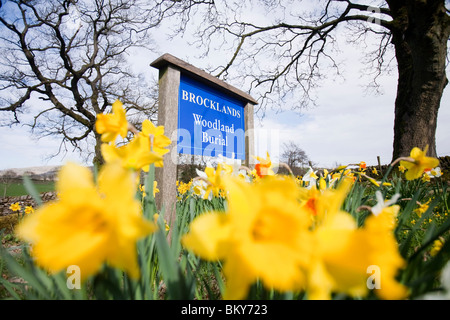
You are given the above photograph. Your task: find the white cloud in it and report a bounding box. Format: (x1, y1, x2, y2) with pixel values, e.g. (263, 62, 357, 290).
(255, 83, 394, 168)
(0, 125, 85, 170)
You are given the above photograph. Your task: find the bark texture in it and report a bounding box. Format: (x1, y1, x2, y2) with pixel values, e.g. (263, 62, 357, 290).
(389, 0, 450, 160)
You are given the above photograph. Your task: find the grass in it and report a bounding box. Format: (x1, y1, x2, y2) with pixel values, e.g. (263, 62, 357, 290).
(1, 180, 55, 197)
(0, 231, 26, 299)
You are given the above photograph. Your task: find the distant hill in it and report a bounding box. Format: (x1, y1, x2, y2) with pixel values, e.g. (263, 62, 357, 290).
(0, 165, 61, 181)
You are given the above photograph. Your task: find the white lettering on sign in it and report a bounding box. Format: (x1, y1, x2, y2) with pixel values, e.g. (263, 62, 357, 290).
(193, 114, 235, 133)
(181, 89, 241, 118)
(202, 131, 228, 146)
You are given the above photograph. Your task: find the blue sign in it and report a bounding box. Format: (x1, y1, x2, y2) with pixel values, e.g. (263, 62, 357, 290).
(177, 74, 246, 160)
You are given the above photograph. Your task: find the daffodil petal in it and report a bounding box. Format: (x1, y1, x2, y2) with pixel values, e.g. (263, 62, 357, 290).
(181, 212, 230, 261)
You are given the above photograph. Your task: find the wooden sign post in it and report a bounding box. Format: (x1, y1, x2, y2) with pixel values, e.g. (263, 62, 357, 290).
(150, 54, 257, 239)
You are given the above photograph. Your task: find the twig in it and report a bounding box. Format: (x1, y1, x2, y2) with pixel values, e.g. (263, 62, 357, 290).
(356, 205, 373, 213)
(128, 123, 140, 135)
(390, 156, 415, 167)
(239, 166, 254, 176)
(278, 163, 294, 176)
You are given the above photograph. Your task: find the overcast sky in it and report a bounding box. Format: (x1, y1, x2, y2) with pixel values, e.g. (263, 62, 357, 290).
(0, 2, 449, 171)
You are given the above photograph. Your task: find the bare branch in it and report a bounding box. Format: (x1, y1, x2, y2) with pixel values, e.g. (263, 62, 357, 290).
(191, 1, 395, 113)
(0, 0, 185, 163)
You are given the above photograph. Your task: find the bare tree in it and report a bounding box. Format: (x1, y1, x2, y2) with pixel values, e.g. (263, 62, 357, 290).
(280, 140, 310, 174)
(0, 0, 215, 165)
(1, 169, 18, 197)
(190, 0, 450, 161)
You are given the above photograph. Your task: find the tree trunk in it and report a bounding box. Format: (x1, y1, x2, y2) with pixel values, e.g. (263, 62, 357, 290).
(93, 132, 105, 168)
(389, 0, 450, 161)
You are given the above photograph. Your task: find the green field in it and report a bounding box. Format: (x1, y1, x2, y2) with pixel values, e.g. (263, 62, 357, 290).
(0, 180, 55, 197)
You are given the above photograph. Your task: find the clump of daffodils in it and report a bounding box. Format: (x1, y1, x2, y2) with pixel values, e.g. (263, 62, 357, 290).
(181, 147, 440, 299)
(182, 169, 409, 300)
(99, 101, 171, 172)
(12, 101, 442, 301)
(15, 99, 171, 282)
(16, 162, 157, 281)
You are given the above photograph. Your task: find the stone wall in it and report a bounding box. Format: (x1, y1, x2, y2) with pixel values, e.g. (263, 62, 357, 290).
(0, 192, 57, 233)
(0, 191, 57, 217)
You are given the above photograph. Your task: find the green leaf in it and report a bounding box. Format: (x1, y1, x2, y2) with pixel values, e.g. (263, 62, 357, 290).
(400, 196, 439, 259)
(410, 208, 450, 262)
(0, 246, 51, 299)
(22, 175, 43, 207)
(0, 275, 23, 299)
(154, 213, 194, 300)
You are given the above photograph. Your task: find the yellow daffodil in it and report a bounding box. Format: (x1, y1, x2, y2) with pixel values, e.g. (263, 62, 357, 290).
(298, 177, 351, 220)
(139, 120, 171, 166)
(330, 166, 355, 183)
(138, 181, 158, 198)
(177, 181, 192, 195)
(182, 176, 313, 299)
(308, 186, 407, 300)
(15, 162, 156, 282)
(308, 213, 406, 299)
(195, 164, 226, 199)
(361, 212, 409, 300)
(298, 185, 322, 219)
(203, 164, 225, 199)
(430, 239, 444, 257)
(153, 180, 159, 197)
(365, 175, 381, 187)
(220, 163, 234, 175)
(399, 145, 439, 180)
(370, 191, 401, 231)
(24, 206, 34, 215)
(414, 199, 431, 218)
(153, 213, 170, 231)
(217, 153, 243, 177)
(318, 177, 327, 191)
(306, 178, 354, 226)
(95, 100, 129, 143)
(422, 173, 431, 182)
(330, 165, 348, 174)
(9, 202, 21, 212)
(253, 152, 275, 178)
(371, 191, 400, 216)
(302, 167, 319, 189)
(250, 168, 261, 182)
(360, 174, 392, 187)
(359, 161, 367, 171)
(101, 135, 163, 172)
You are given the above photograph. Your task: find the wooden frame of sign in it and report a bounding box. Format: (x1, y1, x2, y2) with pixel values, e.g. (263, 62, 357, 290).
(150, 53, 257, 240)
